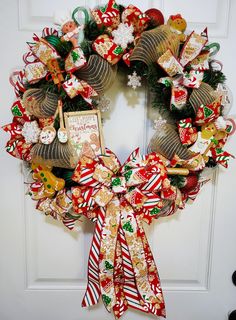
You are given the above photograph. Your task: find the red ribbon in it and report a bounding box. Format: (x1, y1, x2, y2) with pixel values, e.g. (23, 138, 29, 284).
(2, 100, 32, 161)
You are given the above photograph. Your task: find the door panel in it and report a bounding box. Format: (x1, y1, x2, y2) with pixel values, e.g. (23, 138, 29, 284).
(0, 1, 236, 319)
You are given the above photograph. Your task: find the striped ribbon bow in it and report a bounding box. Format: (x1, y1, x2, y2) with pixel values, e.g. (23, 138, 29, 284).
(71, 148, 168, 318)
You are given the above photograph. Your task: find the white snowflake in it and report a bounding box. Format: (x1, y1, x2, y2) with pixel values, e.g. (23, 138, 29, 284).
(127, 71, 141, 90)
(21, 120, 41, 143)
(96, 95, 111, 112)
(112, 23, 134, 50)
(153, 118, 167, 130)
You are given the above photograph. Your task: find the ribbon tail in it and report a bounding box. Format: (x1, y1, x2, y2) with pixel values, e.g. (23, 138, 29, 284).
(99, 198, 120, 312)
(120, 205, 165, 316)
(136, 215, 166, 317)
(118, 226, 148, 313)
(82, 208, 106, 307)
(112, 236, 128, 319)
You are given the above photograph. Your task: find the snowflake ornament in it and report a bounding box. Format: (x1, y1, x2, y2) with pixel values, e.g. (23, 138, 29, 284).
(112, 23, 134, 50)
(127, 71, 141, 90)
(96, 95, 111, 113)
(21, 120, 41, 143)
(153, 118, 167, 130)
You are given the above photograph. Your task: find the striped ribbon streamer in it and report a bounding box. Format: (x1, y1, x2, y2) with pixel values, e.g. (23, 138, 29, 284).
(118, 226, 148, 313)
(136, 215, 166, 317)
(121, 210, 160, 307)
(112, 237, 128, 318)
(99, 198, 120, 312)
(82, 208, 106, 307)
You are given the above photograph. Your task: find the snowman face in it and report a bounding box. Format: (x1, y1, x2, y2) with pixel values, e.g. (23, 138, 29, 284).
(39, 128, 56, 144)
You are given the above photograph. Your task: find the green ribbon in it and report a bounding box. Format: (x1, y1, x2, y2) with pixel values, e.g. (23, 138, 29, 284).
(72, 7, 90, 44)
(204, 42, 220, 57)
(45, 35, 72, 56)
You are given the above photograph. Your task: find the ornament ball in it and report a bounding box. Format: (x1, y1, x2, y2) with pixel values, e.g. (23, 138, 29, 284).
(145, 8, 165, 27)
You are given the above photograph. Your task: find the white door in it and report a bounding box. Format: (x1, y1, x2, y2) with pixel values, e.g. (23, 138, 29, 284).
(1, 0, 236, 319)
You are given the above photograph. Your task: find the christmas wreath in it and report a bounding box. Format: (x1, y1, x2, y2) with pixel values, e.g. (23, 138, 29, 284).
(2, 1, 235, 318)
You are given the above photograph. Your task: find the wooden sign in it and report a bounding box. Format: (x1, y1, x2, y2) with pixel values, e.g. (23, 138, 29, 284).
(64, 110, 104, 159)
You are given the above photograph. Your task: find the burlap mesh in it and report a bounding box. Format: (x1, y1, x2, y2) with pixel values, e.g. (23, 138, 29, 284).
(23, 88, 58, 118)
(77, 55, 117, 93)
(189, 83, 218, 114)
(130, 25, 180, 65)
(148, 123, 192, 160)
(31, 138, 78, 169)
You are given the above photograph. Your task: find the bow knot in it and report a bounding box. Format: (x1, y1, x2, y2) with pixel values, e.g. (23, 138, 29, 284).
(72, 148, 169, 218)
(72, 149, 166, 317)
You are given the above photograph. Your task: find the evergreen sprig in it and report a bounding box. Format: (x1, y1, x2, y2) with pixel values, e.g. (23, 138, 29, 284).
(203, 66, 226, 89)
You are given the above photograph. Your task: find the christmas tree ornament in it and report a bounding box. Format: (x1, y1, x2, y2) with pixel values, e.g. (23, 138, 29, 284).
(96, 95, 111, 113)
(180, 174, 199, 192)
(167, 14, 187, 42)
(21, 120, 41, 144)
(153, 118, 167, 130)
(31, 162, 65, 198)
(2, 2, 235, 319)
(178, 118, 198, 146)
(112, 23, 134, 49)
(54, 7, 88, 47)
(127, 71, 141, 89)
(145, 8, 164, 27)
(47, 58, 64, 85)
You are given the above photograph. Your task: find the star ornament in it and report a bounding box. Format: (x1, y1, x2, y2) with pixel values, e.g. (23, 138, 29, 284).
(127, 71, 142, 90)
(112, 23, 134, 50)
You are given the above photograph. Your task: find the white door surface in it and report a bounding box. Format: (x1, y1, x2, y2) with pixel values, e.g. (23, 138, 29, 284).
(1, 1, 236, 320)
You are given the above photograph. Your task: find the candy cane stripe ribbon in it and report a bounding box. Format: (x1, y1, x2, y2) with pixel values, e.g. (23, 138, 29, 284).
(118, 227, 147, 312)
(82, 208, 106, 306)
(99, 198, 120, 312)
(72, 149, 166, 317)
